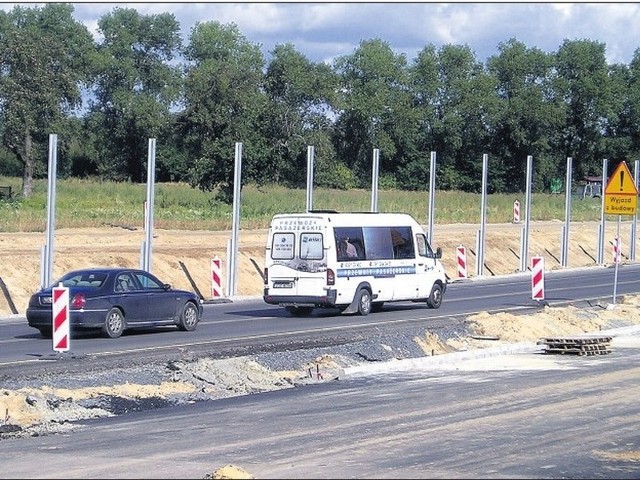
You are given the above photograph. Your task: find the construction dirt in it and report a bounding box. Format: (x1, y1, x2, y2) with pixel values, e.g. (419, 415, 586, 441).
(0, 220, 635, 316)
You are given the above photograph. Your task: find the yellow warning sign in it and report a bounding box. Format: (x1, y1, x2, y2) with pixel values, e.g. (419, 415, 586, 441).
(604, 161, 638, 215)
(604, 161, 638, 195)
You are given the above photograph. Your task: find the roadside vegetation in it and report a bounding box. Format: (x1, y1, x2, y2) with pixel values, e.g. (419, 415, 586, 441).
(2, 4, 640, 209)
(0, 176, 604, 233)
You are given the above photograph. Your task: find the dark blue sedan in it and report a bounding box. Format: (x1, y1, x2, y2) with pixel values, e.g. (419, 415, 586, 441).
(26, 267, 203, 339)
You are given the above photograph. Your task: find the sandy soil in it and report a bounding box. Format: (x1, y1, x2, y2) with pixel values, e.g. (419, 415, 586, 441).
(0, 220, 634, 316)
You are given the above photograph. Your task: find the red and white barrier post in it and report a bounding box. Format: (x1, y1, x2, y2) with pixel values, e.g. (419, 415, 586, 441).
(513, 199, 521, 224)
(531, 256, 545, 301)
(211, 257, 223, 298)
(613, 235, 621, 264)
(456, 245, 467, 278)
(52, 283, 70, 352)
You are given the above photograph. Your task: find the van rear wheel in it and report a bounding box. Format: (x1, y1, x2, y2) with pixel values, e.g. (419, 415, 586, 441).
(426, 283, 443, 309)
(356, 289, 372, 316)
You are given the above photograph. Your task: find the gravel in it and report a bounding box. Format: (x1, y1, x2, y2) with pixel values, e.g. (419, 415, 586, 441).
(0, 323, 469, 440)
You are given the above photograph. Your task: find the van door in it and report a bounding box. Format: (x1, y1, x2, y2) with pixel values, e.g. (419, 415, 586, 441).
(415, 232, 439, 298)
(267, 230, 327, 298)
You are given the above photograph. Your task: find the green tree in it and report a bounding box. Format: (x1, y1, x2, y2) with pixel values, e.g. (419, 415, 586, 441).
(262, 43, 340, 188)
(87, 7, 182, 182)
(628, 50, 640, 160)
(0, 3, 94, 197)
(333, 39, 417, 188)
(487, 38, 562, 193)
(427, 44, 497, 192)
(553, 39, 612, 179)
(179, 21, 267, 203)
(403, 45, 440, 190)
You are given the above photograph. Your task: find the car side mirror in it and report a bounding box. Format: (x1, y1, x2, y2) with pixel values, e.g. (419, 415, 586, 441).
(435, 247, 442, 259)
(163, 283, 171, 291)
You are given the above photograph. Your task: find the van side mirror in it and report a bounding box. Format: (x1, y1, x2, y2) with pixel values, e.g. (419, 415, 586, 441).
(435, 247, 442, 259)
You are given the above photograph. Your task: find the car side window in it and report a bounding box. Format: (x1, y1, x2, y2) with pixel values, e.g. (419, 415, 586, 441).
(116, 273, 137, 292)
(136, 272, 163, 290)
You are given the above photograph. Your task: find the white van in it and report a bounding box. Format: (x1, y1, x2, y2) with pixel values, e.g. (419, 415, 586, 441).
(263, 211, 447, 316)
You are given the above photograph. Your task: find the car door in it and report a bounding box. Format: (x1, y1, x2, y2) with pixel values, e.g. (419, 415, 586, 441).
(135, 271, 178, 322)
(114, 272, 147, 323)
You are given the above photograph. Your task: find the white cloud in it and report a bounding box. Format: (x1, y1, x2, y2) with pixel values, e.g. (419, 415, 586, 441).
(2, 3, 639, 65)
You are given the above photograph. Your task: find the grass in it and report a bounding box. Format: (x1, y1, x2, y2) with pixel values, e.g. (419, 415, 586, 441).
(0, 176, 607, 233)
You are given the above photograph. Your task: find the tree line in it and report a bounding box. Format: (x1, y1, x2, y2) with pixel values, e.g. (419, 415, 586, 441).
(1, 3, 639, 203)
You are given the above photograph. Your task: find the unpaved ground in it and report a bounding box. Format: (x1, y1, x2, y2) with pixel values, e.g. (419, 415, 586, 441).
(0, 220, 635, 316)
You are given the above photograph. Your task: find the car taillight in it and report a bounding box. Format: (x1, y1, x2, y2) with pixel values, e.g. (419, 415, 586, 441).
(264, 267, 268, 284)
(71, 293, 86, 309)
(326, 268, 335, 286)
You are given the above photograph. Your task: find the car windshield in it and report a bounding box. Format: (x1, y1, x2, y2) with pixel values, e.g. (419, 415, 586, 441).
(58, 272, 107, 288)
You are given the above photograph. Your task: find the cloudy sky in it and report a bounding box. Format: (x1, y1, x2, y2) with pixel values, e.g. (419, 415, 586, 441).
(6, 2, 640, 65)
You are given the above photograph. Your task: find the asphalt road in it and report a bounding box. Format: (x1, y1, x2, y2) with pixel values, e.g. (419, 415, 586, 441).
(1, 332, 639, 479)
(3, 263, 640, 378)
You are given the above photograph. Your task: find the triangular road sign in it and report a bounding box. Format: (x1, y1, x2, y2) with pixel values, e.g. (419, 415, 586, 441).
(605, 161, 638, 195)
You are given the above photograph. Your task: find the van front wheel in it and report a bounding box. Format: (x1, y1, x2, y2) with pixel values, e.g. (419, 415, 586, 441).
(426, 283, 443, 309)
(356, 289, 372, 316)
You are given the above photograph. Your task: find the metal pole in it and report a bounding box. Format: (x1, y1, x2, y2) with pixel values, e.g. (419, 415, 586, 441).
(561, 157, 573, 267)
(477, 154, 488, 276)
(371, 148, 380, 212)
(143, 138, 156, 272)
(229, 142, 243, 297)
(597, 158, 608, 264)
(427, 151, 436, 243)
(520, 155, 533, 272)
(43, 134, 58, 288)
(613, 216, 621, 304)
(306, 146, 314, 212)
(631, 160, 639, 261)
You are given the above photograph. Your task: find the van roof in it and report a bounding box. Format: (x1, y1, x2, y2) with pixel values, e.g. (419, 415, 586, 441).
(270, 211, 421, 226)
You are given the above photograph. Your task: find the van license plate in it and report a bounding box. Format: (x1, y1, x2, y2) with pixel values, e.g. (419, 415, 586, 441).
(273, 281, 293, 289)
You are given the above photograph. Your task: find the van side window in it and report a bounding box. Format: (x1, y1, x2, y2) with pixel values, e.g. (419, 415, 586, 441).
(334, 227, 365, 261)
(390, 227, 414, 259)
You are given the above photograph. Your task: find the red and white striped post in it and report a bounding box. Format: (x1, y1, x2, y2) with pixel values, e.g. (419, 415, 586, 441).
(211, 257, 223, 298)
(513, 200, 521, 224)
(52, 283, 70, 352)
(456, 245, 467, 278)
(613, 235, 621, 264)
(531, 256, 545, 301)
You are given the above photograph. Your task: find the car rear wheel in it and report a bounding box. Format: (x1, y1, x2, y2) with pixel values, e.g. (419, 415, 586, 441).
(178, 302, 199, 331)
(102, 307, 125, 338)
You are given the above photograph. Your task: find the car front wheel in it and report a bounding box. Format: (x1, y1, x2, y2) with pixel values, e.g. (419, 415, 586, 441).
(178, 302, 199, 331)
(102, 308, 125, 338)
